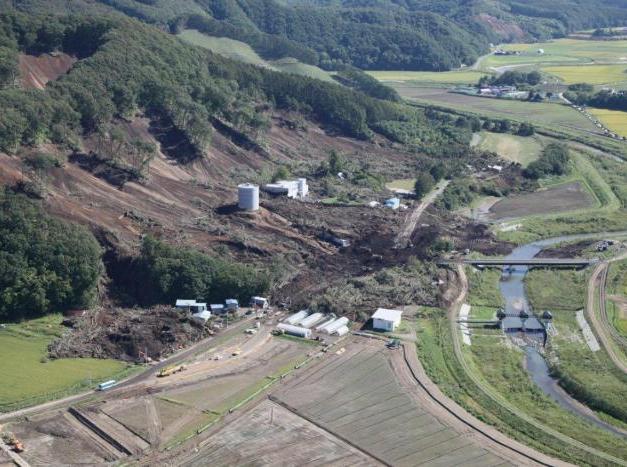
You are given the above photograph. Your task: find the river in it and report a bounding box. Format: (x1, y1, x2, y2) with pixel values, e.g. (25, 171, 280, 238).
(499, 232, 627, 437)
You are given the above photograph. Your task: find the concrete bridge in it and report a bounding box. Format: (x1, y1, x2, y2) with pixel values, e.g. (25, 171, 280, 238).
(440, 258, 597, 269)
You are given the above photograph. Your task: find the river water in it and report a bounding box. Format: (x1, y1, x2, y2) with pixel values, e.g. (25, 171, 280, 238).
(498, 232, 627, 437)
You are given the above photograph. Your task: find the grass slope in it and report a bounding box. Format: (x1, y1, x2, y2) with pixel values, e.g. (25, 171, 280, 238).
(178, 29, 333, 82)
(0, 315, 130, 411)
(474, 131, 543, 167)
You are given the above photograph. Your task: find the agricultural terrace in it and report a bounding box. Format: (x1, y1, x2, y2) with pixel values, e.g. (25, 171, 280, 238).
(472, 132, 543, 167)
(274, 340, 516, 466)
(0, 315, 130, 412)
(177, 29, 334, 82)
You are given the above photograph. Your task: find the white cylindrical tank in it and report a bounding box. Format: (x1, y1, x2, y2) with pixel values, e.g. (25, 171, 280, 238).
(334, 325, 349, 337)
(297, 178, 308, 198)
(277, 323, 312, 339)
(238, 183, 259, 211)
(299, 312, 324, 329)
(285, 310, 309, 325)
(315, 315, 336, 331)
(325, 317, 349, 334)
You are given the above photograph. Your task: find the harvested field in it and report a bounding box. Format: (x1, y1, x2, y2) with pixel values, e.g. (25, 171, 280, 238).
(272, 340, 514, 466)
(8, 411, 118, 465)
(180, 399, 378, 466)
(488, 181, 595, 221)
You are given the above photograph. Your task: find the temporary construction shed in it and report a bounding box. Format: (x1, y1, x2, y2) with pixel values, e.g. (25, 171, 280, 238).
(334, 325, 350, 337)
(372, 308, 403, 332)
(277, 323, 312, 339)
(285, 310, 309, 325)
(324, 317, 349, 334)
(299, 312, 325, 329)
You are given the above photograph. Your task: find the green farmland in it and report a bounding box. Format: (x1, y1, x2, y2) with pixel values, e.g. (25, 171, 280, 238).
(367, 69, 487, 85)
(543, 64, 627, 86)
(0, 315, 131, 412)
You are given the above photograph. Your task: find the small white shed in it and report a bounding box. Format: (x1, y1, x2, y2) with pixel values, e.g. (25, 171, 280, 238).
(372, 308, 403, 332)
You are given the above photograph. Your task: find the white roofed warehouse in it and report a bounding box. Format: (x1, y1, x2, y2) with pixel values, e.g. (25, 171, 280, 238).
(372, 308, 403, 332)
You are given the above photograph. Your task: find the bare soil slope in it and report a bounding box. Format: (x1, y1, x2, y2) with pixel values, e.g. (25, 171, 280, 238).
(19, 53, 76, 89)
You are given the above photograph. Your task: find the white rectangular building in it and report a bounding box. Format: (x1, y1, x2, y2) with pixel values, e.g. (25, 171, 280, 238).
(372, 308, 403, 332)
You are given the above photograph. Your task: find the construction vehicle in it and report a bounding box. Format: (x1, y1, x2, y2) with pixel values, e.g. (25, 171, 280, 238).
(157, 364, 186, 377)
(4, 434, 24, 453)
(386, 338, 401, 350)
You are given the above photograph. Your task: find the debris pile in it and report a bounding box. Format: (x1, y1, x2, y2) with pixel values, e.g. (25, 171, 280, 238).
(48, 306, 211, 362)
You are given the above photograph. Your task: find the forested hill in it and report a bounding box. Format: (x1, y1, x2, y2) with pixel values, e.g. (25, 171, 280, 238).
(6, 0, 627, 72)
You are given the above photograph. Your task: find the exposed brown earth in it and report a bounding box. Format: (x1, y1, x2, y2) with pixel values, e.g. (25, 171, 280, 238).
(18, 52, 76, 89)
(474, 14, 526, 42)
(488, 181, 595, 221)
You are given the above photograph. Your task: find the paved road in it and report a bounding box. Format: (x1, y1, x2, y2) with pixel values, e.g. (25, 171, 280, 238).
(0, 316, 256, 423)
(395, 180, 449, 249)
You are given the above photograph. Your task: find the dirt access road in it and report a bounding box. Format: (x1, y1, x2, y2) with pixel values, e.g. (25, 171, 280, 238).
(586, 262, 627, 374)
(0, 316, 257, 423)
(395, 180, 449, 248)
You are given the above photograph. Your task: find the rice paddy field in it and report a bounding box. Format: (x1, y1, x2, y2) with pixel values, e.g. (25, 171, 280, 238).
(543, 64, 627, 86)
(367, 70, 487, 85)
(0, 315, 130, 412)
(587, 107, 627, 138)
(472, 132, 543, 167)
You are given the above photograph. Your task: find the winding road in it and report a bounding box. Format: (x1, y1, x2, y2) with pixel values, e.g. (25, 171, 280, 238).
(586, 261, 627, 374)
(450, 265, 626, 466)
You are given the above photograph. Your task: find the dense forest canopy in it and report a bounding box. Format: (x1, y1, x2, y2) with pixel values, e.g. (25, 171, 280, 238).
(5, 0, 627, 71)
(0, 192, 103, 320)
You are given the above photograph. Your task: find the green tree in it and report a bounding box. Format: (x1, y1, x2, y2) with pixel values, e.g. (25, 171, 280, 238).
(414, 172, 435, 199)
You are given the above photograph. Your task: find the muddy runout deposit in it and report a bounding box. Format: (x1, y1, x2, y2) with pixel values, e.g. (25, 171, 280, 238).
(49, 307, 209, 361)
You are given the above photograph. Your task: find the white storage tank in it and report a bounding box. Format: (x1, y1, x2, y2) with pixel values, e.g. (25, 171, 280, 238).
(277, 323, 312, 339)
(285, 310, 309, 325)
(299, 312, 324, 329)
(325, 317, 349, 334)
(238, 183, 259, 211)
(334, 325, 349, 337)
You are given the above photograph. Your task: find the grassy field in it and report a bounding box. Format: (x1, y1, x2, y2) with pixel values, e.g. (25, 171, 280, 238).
(385, 178, 415, 191)
(393, 86, 602, 136)
(607, 260, 627, 337)
(543, 64, 627, 86)
(526, 270, 587, 311)
(178, 29, 333, 82)
(0, 315, 131, 411)
(473, 131, 543, 167)
(269, 57, 334, 82)
(367, 69, 487, 84)
(588, 107, 627, 138)
(178, 30, 269, 67)
(466, 267, 504, 308)
(481, 39, 627, 70)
